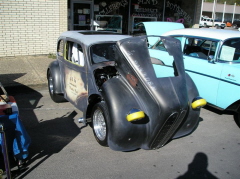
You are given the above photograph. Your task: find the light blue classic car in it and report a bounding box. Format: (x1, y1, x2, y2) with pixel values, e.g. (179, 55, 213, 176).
(144, 22, 240, 127)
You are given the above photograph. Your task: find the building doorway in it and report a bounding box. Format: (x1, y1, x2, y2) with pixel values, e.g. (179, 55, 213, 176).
(71, 1, 94, 30)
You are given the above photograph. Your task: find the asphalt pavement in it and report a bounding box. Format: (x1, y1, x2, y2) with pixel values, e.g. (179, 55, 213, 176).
(2, 85, 240, 179)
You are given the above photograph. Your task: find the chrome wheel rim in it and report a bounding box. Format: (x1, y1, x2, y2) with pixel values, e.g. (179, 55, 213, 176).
(48, 74, 53, 95)
(93, 108, 106, 141)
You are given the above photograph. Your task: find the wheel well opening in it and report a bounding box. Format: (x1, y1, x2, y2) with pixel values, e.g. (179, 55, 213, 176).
(226, 100, 240, 112)
(86, 94, 102, 118)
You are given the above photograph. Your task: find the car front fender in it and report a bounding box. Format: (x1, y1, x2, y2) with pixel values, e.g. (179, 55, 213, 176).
(173, 73, 201, 139)
(101, 77, 148, 151)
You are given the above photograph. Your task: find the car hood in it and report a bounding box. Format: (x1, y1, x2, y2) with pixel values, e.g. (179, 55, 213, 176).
(116, 35, 188, 112)
(100, 36, 199, 150)
(117, 35, 185, 85)
(142, 22, 184, 46)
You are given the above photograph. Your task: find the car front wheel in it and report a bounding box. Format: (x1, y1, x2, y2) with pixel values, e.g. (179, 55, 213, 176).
(234, 112, 240, 128)
(48, 71, 66, 103)
(91, 102, 109, 146)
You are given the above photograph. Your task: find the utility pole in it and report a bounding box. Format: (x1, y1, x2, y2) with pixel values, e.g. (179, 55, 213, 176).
(232, 2, 236, 24)
(222, 1, 226, 23)
(200, 0, 204, 24)
(212, 0, 216, 27)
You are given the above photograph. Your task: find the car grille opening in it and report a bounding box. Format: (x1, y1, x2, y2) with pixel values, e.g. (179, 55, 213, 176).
(150, 110, 186, 149)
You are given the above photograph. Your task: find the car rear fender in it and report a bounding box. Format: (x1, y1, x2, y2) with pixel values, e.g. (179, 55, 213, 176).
(47, 60, 64, 94)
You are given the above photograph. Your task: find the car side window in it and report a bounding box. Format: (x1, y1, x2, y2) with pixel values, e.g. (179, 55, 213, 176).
(57, 40, 64, 57)
(64, 41, 85, 66)
(72, 43, 85, 66)
(219, 38, 240, 62)
(184, 38, 216, 60)
(174, 37, 182, 41)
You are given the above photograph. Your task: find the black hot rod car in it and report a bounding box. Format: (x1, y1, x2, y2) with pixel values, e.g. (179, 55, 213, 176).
(47, 31, 206, 151)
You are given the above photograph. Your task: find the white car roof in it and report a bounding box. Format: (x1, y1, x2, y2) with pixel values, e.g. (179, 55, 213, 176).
(59, 31, 131, 46)
(163, 28, 240, 41)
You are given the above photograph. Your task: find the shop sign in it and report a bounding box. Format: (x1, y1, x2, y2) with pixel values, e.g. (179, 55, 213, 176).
(99, 0, 128, 15)
(166, 1, 192, 24)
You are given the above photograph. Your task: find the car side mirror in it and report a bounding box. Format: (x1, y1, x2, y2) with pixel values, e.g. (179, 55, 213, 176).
(207, 55, 215, 64)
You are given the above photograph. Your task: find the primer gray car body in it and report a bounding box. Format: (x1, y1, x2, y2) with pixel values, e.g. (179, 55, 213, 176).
(47, 31, 204, 151)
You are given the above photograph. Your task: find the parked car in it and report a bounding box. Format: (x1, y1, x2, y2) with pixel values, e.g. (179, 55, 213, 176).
(232, 20, 240, 29)
(199, 16, 225, 29)
(144, 22, 240, 127)
(47, 31, 206, 151)
(132, 21, 184, 36)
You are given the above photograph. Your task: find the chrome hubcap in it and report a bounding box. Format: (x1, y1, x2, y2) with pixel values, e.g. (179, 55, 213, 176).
(93, 108, 106, 141)
(48, 74, 53, 95)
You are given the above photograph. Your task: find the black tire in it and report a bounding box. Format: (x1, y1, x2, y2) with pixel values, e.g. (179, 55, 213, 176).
(234, 112, 240, 128)
(47, 70, 66, 103)
(91, 102, 109, 146)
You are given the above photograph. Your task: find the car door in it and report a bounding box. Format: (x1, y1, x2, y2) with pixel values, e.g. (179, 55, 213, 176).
(61, 39, 88, 111)
(216, 38, 240, 109)
(182, 37, 223, 106)
(149, 36, 224, 106)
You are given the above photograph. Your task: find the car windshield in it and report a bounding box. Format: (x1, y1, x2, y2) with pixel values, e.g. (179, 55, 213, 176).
(151, 38, 167, 51)
(90, 43, 117, 64)
(219, 38, 240, 62)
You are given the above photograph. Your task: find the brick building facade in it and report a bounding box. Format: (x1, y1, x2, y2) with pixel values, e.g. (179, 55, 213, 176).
(0, 0, 67, 57)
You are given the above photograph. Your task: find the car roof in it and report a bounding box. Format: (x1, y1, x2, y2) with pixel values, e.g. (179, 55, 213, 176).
(59, 31, 131, 46)
(163, 28, 240, 41)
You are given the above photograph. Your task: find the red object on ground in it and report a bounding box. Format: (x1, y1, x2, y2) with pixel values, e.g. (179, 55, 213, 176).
(0, 96, 16, 115)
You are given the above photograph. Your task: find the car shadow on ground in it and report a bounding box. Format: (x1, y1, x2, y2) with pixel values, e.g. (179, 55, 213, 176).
(203, 105, 233, 116)
(1, 81, 83, 179)
(16, 110, 81, 179)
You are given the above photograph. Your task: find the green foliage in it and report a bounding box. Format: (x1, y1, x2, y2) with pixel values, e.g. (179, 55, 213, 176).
(48, 53, 56, 59)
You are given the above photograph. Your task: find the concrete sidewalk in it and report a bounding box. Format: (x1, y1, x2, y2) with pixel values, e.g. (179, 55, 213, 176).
(0, 55, 55, 87)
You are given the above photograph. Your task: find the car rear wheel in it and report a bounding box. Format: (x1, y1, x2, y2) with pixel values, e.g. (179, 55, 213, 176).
(234, 112, 240, 128)
(48, 71, 66, 103)
(91, 102, 109, 146)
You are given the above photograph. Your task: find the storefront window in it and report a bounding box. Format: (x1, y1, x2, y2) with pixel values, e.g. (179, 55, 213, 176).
(130, 0, 164, 34)
(93, 0, 129, 34)
(68, 0, 198, 33)
(164, 0, 197, 27)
